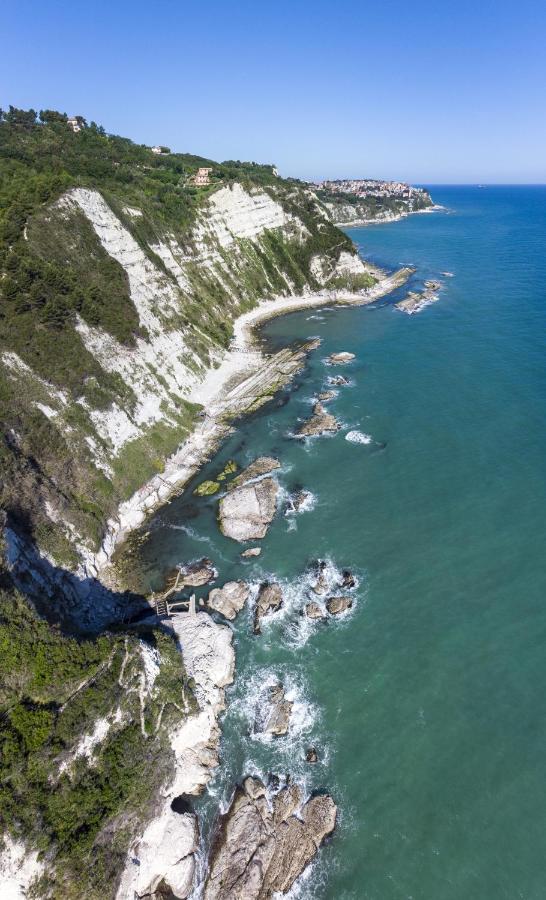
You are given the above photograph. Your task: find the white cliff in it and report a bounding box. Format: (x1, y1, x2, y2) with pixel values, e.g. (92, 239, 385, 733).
(116, 612, 235, 900)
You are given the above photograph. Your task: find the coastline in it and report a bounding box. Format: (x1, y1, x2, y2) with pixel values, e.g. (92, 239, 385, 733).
(332, 203, 445, 228)
(90, 265, 413, 583)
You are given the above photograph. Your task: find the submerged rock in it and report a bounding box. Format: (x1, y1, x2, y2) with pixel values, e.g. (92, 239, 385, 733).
(203, 777, 337, 900)
(207, 581, 250, 620)
(328, 375, 349, 386)
(325, 596, 353, 615)
(219, 458, 280, 542)
(328, 351, 355, 364)
(255, 683, 293, 737)
(241, 546, 262, 558)
(254, 582, 283, 634)
(193, 479, 220, 496)
(296, 402, 340, 438)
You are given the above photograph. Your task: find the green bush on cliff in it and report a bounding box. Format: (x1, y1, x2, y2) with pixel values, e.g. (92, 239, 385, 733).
(0, 580, 193, 898)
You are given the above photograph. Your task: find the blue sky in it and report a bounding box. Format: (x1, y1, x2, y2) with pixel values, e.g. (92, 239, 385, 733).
(2, 0, 546, 183)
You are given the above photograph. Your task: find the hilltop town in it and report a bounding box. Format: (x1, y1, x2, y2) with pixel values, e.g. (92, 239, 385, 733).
(312, 178, 434, 225)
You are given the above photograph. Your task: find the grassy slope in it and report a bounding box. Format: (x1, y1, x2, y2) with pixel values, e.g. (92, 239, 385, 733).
(0, 108, 355, 565)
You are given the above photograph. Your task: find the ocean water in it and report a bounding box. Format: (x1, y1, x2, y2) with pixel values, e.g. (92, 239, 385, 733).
(137, 187, 546, 899)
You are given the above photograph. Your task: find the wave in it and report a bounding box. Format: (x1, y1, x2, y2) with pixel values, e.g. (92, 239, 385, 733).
(345, 430, 372, 444)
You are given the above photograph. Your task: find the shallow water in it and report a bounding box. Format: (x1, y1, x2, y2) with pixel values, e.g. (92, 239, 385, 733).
(138, 187, 546, 899)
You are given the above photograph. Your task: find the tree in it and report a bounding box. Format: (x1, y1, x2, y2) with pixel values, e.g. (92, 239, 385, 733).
(39, 109, 68, 124)
(6, 106, 37, 128)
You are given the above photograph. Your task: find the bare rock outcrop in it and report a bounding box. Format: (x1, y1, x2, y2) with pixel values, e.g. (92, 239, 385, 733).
(219, 458, 280, 541)
(327, 351, 355, 364)
(254, 582, 283, 634)
(207, 581, 250, 620)
(325, 596, 353, 615)
(296, 402, 340, 438)
(254, 683, 293, 737)
(305, 601, 326, 620)
(203, 777, 337, 899)
(241, 546, 261, 558)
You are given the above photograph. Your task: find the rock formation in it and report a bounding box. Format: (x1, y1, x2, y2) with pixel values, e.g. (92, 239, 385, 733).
(254, 683, 293, 737)
(218, 458, 280, 541)
(326, 596, 353, 615)
(207, 581, 250, 620)
(305, 601, 326, 620)
(327, 351, 355, 364)
(241, 547, 261, 558)
(296, 402, 340, 438)
(203, 777, 337, 899)
(254, 582, 283, 633)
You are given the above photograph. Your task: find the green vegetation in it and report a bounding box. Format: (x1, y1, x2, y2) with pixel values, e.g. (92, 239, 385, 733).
(0, 571, 194, 898)
(0, 105, 360, 565)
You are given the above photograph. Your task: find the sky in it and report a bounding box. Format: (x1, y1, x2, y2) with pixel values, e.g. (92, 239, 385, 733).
(2, 0, 546, 183)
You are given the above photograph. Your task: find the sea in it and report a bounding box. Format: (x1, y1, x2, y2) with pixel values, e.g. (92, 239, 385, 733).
(135, 186, 546, 899)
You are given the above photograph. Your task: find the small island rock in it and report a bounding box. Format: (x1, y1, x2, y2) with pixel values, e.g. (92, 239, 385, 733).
(326, 595, 353, 615)
(219, 457, 280, 542)
(254, 582, 283, 633)
(328, 351, 355, 364)
(296, 402, 340, 438)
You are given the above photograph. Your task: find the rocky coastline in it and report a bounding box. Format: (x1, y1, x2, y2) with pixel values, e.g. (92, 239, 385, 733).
(84, 264, 413, 585)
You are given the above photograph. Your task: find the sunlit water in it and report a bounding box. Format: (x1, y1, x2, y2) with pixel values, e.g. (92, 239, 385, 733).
(137, 187, 546, 899)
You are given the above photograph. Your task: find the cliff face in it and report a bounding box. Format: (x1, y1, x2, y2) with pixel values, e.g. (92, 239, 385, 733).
(322, 189, 434, 225)
(0, 125, 360, 570)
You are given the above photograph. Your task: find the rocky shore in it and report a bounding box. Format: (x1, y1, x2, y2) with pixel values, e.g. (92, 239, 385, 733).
(87, 265, 413, 583)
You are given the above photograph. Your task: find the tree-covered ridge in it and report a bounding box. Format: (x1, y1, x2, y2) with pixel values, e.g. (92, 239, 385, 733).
(0, 565, 194, 898)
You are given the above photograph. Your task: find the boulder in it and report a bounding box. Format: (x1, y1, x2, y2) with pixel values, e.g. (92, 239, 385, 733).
(305, 747, 319, 764)
(203, 777, 337, 900)
(305, 601, 326, 620)
(207, 581, 250, 620)
(327, 351, 355, 364)
(219, 458, 280, 542)
(254, 582, 283, 634)
(296, 402, 340, 438)
(311, 560, 329, 595)
(255, 683, 293, 737)
(326, 596, 353, 615)
(241, 547, 262, 558)
(341, 569, 356, 589)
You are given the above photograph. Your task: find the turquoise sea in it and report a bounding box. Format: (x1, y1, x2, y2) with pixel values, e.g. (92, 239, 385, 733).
(137, 187, 546, 898)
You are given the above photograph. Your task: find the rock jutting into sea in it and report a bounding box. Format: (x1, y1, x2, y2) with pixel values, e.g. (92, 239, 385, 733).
(203, 777, 337, 900)
(177, 557, 217, 588)
(254, 683, 293, 737)
(207, 581, 250, 620)
(254, 581, 283, 633)
(296, 402, 340, 438)
(396, 280, 442, 315)
(317, 389, 336, 401)
(328, 374, 349, 386)
(218, 457, 280, 542)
